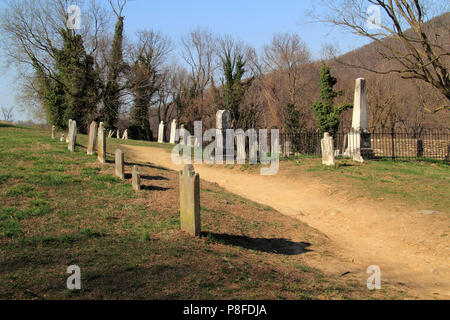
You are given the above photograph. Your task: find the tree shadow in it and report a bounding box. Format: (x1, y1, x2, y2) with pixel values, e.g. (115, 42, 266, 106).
(141, 185, 170, 191)
(202, 232, 311, 255)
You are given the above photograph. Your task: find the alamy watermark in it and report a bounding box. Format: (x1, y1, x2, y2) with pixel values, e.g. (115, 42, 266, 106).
(67, 5, 81, 30)
(366, 5, 382, 30)
(66, 265, 81, 290)
(366, 265, 381, 290)
(171, 121, 280, 176)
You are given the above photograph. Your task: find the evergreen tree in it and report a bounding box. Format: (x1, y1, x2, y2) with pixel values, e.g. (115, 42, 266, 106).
(283, 103, 304, 153)
(34, 29, 100, 132)
(128, 52, 158, 141)
(311, 64, 352, 137)
(103, 16, 125, 131)
(219, 51, 252, 127)
(34, 58, 66, 128)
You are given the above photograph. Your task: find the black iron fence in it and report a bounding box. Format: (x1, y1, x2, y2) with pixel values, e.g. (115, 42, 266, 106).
(280, 128, 450, 161)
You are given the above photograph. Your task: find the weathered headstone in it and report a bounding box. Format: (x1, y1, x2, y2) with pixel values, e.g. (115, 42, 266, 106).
(169, 119, 177, 144)
(282, 139, 292, 157)
(179, 124, 187, 145)
(51, 125, 55, 139)
(115, 149, 125, 180)
(321, 132, 335, 166)
(122, 129, 128, 140)
(236, 132, 246, 163)
(132, 165, 141, 191)
(179, 164, 201, 237)
(116, 130, 120, 139)
(158, 121, 165, 143)
(187, 136, 195, 147)
(87, 121, 98, 155)
(60, 134, 65, 142)
(216, 110, 232, 162)
(108, 130, 114, 138)
(97, 122, 106, 164)
(68, 120, 77, 152)
(249, 136, 258, 164)
(66, 119, 72, 143)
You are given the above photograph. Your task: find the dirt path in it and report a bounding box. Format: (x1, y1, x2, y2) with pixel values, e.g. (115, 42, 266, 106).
(122, 144, 449, 299)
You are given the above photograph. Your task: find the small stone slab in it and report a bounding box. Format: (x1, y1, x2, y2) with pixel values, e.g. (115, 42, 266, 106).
(132, 165, 141, 191)
(179, 164, 201, 237)
(115, 149, 125, 180)
(87, 121, 98, 155)
(97, 122, 106, 163)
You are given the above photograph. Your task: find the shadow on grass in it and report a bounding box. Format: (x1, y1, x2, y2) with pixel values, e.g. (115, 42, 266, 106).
(202, 232, 311, 255)
(123, 173, 168, 181)
(0, 123, 15, 128)
(141, 185, 170, 191)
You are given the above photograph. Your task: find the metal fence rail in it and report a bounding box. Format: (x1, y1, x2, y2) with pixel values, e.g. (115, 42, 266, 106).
(280, 128, 450, 161)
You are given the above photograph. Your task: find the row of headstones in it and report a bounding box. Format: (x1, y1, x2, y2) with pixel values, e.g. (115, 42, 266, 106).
(52, 120, 200, 237)
(52, 120, 141, 190)
(108, 129, 128, 140)
(158, 114, 248, 162)
(158, 119, 183, 144)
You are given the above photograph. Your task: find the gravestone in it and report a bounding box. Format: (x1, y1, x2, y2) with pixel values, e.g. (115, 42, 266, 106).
(321, 132, 335, 166)
(116, 130, 120, 139)
(169, 119, 177, 144)
(282, 139, 292, 157)
(158, 121, 165, 143)
(187, 136, 195, 147)
(122, 129, 128, 140)
(194, 136, 201, 148)
(179, 164, 201, 237)
(87, 121, 98, 155)
(115, 149, 125, 180)
(216, 110, 232, 162)
(346, 78, 372, 161)
(60, 134, 65, 142)
(132, 165, 141, 191)
(97, 122, 106, 164)
(66, 119, 72, 143)
(51, 125, 55, 139)
(68, 120, 77, 152)
(179, 124, 187, 145)
(249, 137, 258, 164)
(108, 130, 114, 138)
(235, 132, 246, 163)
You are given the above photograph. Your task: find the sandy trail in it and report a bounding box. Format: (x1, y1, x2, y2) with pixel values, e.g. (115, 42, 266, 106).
(122, 144, 449, 299)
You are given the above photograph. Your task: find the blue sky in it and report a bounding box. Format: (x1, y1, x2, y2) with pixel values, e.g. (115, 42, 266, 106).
(0, 0, 368, 122)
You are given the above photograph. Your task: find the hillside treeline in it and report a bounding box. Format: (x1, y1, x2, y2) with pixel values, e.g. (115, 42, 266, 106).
(1, 0, 448, 140)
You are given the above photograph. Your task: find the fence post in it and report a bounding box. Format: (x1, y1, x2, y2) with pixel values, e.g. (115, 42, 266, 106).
(391, 127, 395, 161)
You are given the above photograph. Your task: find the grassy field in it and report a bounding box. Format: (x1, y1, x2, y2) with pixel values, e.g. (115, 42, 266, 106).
(0, 124, 408, 299)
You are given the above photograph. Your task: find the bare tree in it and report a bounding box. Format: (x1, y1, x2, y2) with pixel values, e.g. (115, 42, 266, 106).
(126, 29, 172, 140)
(310, 0, 450, 110)
(1, 106, 15, 122)
(261, 33, 312, 128)
(180, 28, 217, 120)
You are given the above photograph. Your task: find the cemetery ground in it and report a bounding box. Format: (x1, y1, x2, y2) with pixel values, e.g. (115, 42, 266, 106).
(113, 139, 449, 299)
(0, 124, 447, 300)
